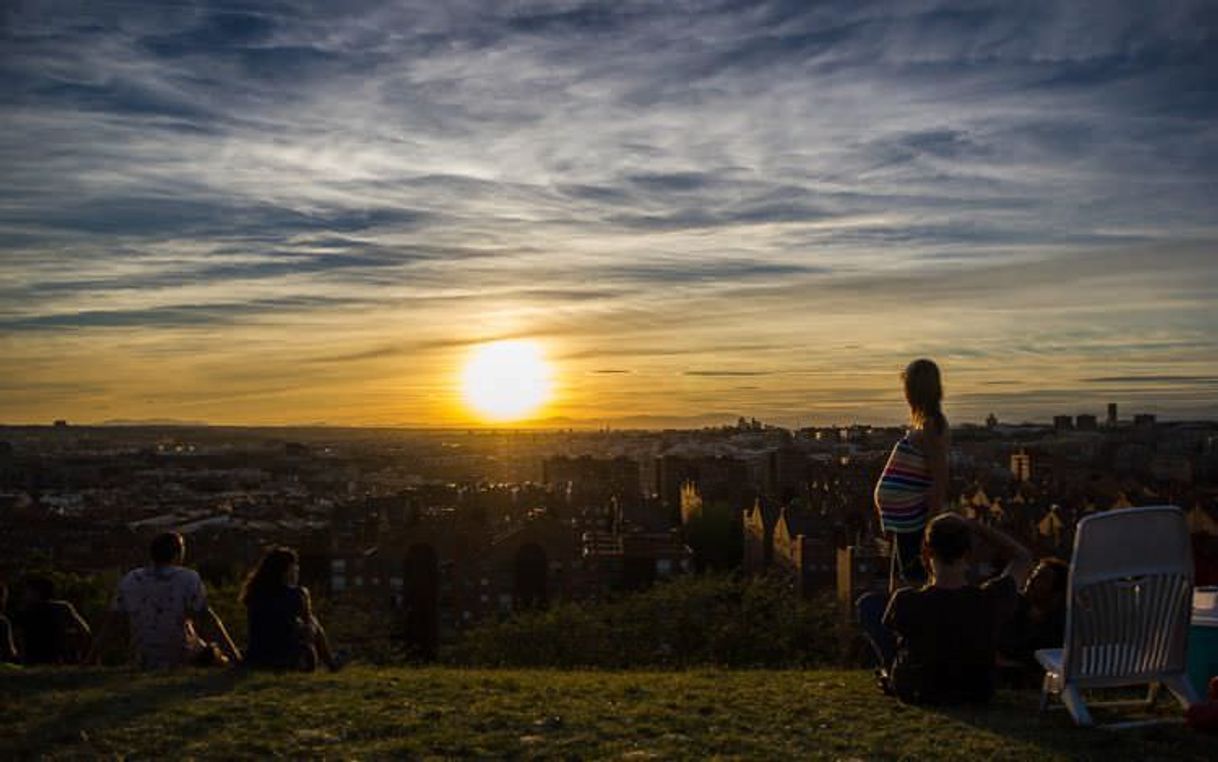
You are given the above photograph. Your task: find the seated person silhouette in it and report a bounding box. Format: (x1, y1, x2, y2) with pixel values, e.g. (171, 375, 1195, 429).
(858, 514, 1032, 704)
(15, 576, 92, 665)
(89, 532, 241, 668)
(997, 557, 1069, 686)
(241, 547, 340, 672)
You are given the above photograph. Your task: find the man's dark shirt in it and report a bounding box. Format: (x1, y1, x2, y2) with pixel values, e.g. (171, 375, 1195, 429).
(883, 575, 1018, 704)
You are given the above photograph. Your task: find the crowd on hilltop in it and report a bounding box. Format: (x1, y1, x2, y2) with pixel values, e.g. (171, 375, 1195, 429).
(0, 532, 341, 672)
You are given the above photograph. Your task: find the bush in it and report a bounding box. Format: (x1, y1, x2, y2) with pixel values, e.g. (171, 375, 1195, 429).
(443, 573, 850, 669)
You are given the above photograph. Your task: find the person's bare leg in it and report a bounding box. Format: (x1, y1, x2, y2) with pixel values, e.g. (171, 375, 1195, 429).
(311, 616, 338, 670)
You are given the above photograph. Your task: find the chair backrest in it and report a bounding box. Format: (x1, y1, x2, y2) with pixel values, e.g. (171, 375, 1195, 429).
(1062, 506, 1193, 685)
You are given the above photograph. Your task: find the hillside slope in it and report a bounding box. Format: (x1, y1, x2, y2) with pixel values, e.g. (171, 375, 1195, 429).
(1, 666, 1210, 760)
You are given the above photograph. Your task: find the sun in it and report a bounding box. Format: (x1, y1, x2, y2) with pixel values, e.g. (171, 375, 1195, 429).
(461, 340, 554, 422)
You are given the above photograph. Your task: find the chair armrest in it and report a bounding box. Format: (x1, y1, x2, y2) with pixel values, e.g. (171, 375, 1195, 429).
(1035, 648, 1062, 673)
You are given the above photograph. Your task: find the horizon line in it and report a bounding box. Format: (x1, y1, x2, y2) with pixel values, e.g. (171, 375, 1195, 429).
(2, 417, 1211, 432)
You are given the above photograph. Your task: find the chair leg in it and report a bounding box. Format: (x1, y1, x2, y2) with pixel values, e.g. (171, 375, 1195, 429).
(1161, 673, 1201, 710)
(1039, 673, 1052, 712)
(1145, 682, 1161, 708)
(1061, 685, 1094, 727)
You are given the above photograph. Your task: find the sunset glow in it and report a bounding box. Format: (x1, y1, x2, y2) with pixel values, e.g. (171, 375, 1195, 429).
(0, 3, 1215, 427)
(461, 341, 554, 423)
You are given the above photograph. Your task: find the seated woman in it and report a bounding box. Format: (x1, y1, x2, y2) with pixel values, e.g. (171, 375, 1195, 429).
(997, 557, 1069, 687)
(240, 547, 340, 672)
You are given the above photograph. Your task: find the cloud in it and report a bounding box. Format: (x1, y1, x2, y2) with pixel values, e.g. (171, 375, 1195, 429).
(1, 0, 1216, 424)
(684, 370, 773, 377)
(1082, 376, 1218, 385)
(0, 296, 362, 331)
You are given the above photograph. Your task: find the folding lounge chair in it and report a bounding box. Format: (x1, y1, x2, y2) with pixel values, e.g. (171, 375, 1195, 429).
(1036, 505, 1201, 728)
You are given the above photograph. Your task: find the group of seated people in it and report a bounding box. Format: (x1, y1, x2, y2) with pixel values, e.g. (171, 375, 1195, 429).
(0, 532, 340, 672)
(858, 514, 1069, 704)
(5, 520, 1065, 700)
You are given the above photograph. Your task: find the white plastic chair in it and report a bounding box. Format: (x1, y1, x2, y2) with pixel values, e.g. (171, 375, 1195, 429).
(1036, 506, 1201, 728)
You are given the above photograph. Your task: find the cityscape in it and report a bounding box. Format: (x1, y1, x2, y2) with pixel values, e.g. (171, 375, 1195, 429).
(4, 404, 1216, 656)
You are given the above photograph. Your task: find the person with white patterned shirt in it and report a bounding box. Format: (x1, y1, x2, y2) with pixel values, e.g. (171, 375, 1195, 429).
(89, 532, 241, 669)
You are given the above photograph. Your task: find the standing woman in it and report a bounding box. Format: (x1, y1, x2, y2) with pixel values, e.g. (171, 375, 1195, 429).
(874, 359, 950, 587)
(241, 547, 340, 671)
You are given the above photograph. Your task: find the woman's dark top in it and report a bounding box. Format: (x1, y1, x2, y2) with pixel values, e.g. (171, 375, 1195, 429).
(245, 586, 309, 669)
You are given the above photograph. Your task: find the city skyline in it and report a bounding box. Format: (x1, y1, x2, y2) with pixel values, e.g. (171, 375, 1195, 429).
(3, 2, 1217, 427)
(0, 401, 1198, 431)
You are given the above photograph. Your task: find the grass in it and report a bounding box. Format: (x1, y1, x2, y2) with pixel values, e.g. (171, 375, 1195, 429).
(1, 665, 1212, 760)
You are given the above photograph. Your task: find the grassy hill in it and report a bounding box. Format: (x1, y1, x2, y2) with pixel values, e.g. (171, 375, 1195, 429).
(1, 666, 1211, 760)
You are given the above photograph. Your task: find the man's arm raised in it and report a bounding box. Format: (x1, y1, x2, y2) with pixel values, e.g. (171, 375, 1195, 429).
(961, 516, 1034, 588)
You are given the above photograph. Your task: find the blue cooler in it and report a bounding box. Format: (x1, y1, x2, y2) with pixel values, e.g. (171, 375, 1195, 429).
(1188, 587, 1218, 696)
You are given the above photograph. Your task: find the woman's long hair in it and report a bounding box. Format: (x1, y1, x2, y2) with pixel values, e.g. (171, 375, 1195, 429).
(902, 358, 946, 435)
(240, 547, 298, 605)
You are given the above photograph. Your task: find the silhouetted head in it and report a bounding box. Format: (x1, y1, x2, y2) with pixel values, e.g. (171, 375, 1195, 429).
(923, 514, 972, 569)
(1024, 557, 1069, 610)
(902, 358, 945, 434)
(150, 532, 185, 566)
(23, 575, 55, 603)
(240, 547, 299, 605)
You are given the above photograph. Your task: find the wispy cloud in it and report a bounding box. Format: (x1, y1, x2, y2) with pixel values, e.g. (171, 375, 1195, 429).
(1, 1, 1216, 425)
(1082, 376, 1218, 385)
(684, 370, 773, 377)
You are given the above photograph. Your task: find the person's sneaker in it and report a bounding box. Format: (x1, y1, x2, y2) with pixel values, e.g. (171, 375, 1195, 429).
(328, 649, 350, 673)
(874, 668, 894, 696)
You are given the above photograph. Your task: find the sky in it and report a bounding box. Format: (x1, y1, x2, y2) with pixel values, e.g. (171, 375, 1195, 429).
(1, 0, 1216, 428)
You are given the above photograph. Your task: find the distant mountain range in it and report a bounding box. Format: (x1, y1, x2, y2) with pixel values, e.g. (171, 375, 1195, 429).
(96, 418, 211, 427)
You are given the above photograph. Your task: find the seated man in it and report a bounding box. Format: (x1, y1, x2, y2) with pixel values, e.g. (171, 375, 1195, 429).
(16, 576, 92, 664)
(859, 514, 1032, 704)
(89, 532, 241, 669)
